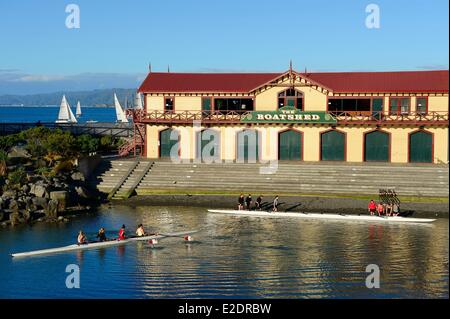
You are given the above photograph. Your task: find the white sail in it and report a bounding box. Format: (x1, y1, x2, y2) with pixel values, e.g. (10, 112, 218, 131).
(134, 93, 143, 110)
(76, 101, 82, 117)
(67, 100, 77, 123)
(56, 95, 77, 123)
(114, 93, 128, 123)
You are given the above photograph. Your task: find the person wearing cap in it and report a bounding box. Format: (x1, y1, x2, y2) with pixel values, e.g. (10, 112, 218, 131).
(118, 224, 127, 240)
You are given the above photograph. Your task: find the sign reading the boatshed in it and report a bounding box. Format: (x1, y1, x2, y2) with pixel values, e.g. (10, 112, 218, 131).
(241, 107, 337, 124)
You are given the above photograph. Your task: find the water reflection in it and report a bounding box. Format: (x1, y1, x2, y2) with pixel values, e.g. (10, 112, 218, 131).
(0, 205, 447, 299)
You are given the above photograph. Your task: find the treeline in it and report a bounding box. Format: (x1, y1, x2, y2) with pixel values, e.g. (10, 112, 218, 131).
(0, 88, 136, 106)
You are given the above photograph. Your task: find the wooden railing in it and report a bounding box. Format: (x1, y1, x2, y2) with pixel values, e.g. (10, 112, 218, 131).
(127, 109, 449, 126)
(330, 111, 449, 126)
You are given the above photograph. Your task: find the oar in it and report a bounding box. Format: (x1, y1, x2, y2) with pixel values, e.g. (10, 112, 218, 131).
(159, 230, 199, 237)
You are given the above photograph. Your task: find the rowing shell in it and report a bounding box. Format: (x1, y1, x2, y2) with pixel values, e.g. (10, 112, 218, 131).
(11, 230, 198, 258)
(207, 209, 436, 224)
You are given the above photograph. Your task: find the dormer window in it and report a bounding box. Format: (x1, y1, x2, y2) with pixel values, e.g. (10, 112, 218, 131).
(278, 89, 303, 110)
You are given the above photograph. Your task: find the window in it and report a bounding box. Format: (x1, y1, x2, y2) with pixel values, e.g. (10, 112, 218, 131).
(389, 98, 410, 115)
(416, 97, 428, 114)
(214, 98, 254, 112)
(164, 97, 174, 113)
(202, 97, 212, 114)
(278, 89, 303, 110)
(328, 99, 371, 112)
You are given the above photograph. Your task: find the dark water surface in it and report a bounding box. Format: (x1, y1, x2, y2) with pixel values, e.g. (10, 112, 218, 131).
(0, 106, 116, 123)
(0, 205, 448, 298)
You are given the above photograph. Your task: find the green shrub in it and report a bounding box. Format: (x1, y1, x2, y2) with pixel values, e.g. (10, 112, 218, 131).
(35, 166, 52, 176)
(0, 134, 22, 152)
(8, 167, 27, 186)
(77, 134, 99, 155)
(44, 130, 77, 158)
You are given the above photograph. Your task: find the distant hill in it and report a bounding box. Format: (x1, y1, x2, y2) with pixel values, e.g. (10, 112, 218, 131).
(0, 88, 137, 107)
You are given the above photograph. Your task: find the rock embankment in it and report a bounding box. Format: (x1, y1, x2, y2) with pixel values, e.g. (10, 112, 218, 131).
(0, 171, 98, 226)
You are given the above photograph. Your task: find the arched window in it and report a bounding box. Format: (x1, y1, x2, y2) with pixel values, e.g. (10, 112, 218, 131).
(278, 89, 303, 110)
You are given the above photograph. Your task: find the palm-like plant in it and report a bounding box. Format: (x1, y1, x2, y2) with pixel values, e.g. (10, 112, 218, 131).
(0, 150, 8, 177)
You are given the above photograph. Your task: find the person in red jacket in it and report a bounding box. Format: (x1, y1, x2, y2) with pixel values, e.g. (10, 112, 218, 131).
(118, 224, 126, 240)
(368, 200, 376, 215)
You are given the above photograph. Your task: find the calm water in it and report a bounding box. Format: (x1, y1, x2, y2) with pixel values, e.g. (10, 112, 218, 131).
(0, 106, 116, 123)
(0, 205, 448, 299)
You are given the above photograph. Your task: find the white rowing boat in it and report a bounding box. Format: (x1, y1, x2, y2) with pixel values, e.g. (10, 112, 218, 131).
(207, 209, 436, 224)
(11, 230, 198, 258)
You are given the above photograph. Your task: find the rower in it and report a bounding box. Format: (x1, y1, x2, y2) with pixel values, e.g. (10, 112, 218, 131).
(238, 194, 245, 210)
(273, 195, 279, 212)
(136, 224, 146, 237)
(245, 194, 252, 211)
(255, 195, 263, 211)
(77, 231, 87, 245)
(368, 200, 376, 216)
(96, 227, 107, 242)
(118, 224, 126, 241)
(377, 203, 384, 216)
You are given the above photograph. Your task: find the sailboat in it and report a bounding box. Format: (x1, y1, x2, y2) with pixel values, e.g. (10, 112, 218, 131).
(56, 95, 77, 123)
(134, 93, 143, 110)
(75, 101, 82, 118)
(114, 93, 129, 123)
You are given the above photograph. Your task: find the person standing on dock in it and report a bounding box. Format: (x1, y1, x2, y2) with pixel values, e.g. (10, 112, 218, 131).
(245, 194, 253, 211)
(238, 194, 245, 210)
(273, 196, 279, 212)
(255, 195, 263, 210)
(118, 225, 127, 240)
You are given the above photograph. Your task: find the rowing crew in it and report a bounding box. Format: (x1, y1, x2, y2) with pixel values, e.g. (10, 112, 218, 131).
(238, 194, 280, 212)
(368, 200, 400, 217)
(77, 224, 152, 245)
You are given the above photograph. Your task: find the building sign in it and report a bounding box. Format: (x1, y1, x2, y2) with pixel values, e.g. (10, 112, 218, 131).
(241, 107, 337, 124)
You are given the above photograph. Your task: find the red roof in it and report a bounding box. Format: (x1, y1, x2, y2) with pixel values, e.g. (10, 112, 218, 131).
(138, 72, 282, 93)
(138, 70, 449, 94)
(306, 70, 449, 93)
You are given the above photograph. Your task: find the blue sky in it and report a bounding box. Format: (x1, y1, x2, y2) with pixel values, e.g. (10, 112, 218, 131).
(0, 0, 448, 94)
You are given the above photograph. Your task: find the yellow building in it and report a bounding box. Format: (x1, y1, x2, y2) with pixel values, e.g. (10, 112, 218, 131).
(131, 68, 449, 164)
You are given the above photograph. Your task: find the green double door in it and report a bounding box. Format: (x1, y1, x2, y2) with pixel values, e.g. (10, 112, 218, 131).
(410, 131, 433, 163)
(237, 130, 259, 162)
(197, 130, 220, 161)
(364, 131, 389, 162)
(321, 130, 345, 161)
(160, 128, 179, 158)
(279, 130, 302, 160)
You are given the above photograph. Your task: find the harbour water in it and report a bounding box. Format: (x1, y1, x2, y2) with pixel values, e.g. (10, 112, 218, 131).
(0, 205, 448, 299)
(0, 106, 116, 123)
